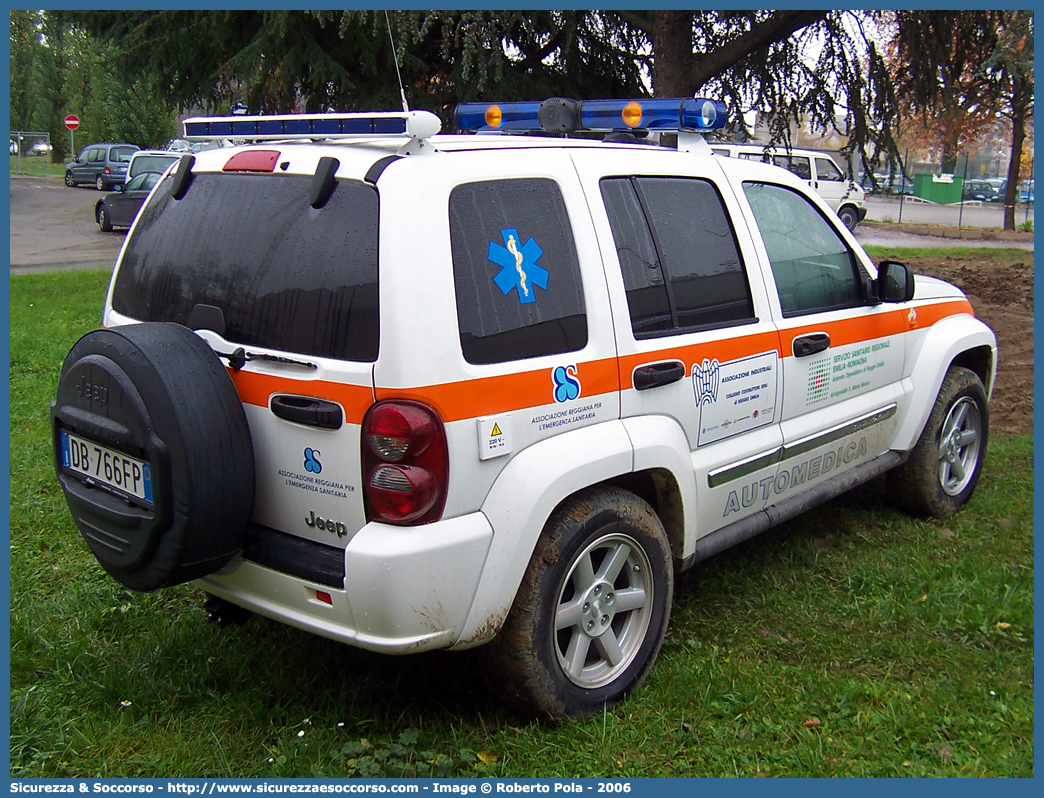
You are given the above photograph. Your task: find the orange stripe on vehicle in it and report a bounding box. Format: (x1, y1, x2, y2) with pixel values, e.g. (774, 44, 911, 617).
(227, 369, 375, 424)
(376, 358, 620, 423)
(617, 330, 782, 390)
(912, 298, 975, 326)
(225, 300, 973, 425)
(781, 299, 974, 355)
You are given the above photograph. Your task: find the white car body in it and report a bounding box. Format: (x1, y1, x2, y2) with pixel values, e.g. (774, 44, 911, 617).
(99, 128, 993, 653)
(52, 104, 994, 716)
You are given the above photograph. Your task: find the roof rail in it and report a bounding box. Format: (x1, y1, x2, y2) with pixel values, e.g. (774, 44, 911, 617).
(182, 111, 442, 153)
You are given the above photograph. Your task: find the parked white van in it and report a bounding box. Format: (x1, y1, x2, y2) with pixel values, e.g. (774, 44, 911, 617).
(712, 144, 868, 231)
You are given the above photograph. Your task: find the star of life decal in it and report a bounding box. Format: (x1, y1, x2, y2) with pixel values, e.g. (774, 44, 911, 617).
(488, 228, 548, 304)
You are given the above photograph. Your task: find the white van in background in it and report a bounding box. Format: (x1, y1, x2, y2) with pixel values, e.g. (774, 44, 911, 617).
(125, 150, 181, 184)
(712, 144, 868, 231)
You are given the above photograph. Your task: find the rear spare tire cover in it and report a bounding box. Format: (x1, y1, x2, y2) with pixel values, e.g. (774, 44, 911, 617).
(50, 322, 255, 591)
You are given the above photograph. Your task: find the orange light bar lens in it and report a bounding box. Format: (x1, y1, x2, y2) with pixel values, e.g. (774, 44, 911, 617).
(622, 102, 643, 128)
(485, 105, 503, 128)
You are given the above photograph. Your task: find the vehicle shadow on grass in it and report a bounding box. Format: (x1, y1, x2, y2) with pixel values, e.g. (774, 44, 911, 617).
(182, 612, 498, 725)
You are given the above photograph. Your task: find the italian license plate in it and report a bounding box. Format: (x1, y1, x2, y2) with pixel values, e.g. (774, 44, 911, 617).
(60, 430, 153, 504)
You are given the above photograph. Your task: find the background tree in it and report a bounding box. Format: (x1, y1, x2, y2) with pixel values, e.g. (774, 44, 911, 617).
(24, 8, 1027, 211)
(10, 10, 46, 137)
(985, 11, 1034, 230)
(10, 13, 176, 160)
(890, 11, 1002, 173)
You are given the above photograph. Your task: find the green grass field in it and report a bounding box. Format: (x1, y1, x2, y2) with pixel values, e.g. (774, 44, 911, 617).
(10, 154, 57, 177)
(10, 268, 1033, 778)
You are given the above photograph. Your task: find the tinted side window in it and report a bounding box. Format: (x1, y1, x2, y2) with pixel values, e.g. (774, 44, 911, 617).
(113, 173, 380, 361)
(449, 178, 587, 365)
(743, 182, 863, 317)
(773, 155, 811, 181)
(599, 179, 671, 335)
(601, 177, 755, 336)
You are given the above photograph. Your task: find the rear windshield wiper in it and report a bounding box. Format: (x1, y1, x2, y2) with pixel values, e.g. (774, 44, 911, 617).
(217, 347, 317, 371)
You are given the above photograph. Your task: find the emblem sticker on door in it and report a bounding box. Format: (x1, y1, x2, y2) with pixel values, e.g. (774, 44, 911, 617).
(695, 351, 778, 447)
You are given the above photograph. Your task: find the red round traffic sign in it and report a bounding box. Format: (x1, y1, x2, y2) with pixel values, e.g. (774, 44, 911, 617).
(64, 115, 80, 130)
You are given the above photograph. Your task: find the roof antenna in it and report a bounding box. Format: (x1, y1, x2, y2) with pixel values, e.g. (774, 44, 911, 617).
(384, 10, 409, 113)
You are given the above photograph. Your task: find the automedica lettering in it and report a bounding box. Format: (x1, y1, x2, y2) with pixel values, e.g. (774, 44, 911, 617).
(723, 436, 868, 516)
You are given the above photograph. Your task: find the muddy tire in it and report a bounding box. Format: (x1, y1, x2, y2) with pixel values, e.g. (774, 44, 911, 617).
(487, 486, 673, 719)
(889, 366, 988, 517)
(51, 322, 255, 591)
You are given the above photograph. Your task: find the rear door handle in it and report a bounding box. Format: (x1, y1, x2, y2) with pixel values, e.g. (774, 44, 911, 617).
(633, 361, 685, 391)
(792, 332, 831, 357)
(271, 395, 343, 430)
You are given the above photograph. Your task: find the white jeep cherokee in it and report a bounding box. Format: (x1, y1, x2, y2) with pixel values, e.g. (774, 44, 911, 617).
(51, 98, 996, 719)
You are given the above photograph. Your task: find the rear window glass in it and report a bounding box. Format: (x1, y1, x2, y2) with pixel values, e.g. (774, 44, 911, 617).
(129, 154, 179, 178)
(112, 172, 380, 361)
(449, 178, 587, 365)
(110, 147, 137, 163)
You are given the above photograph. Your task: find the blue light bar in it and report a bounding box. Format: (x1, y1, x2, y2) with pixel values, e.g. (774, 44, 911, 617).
(454, 102, 544, 132)
(681, 98, 728, 131)
(183, 113, 411, 141)
(454, 98, 728, 134)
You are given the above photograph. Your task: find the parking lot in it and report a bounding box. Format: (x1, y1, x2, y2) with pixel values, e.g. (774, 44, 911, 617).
(865, 195, 1033, 228)
(10, 175, 126, 274)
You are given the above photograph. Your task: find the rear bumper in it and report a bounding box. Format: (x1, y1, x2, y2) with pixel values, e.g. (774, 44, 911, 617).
(197, 511, 493, 653)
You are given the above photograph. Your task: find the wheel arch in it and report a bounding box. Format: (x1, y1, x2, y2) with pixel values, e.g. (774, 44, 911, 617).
(894, 316, 997, 452)
(453, 416, 696, 649)
(453, 420, 634, 649)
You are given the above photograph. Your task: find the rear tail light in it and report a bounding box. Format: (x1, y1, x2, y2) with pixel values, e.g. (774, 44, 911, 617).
(362, 400, 448, 525)
(104, 166, 110, 175)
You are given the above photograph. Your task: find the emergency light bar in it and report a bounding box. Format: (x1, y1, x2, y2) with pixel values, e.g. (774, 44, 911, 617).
(182, 110, 442, 141)
(455, 97, 727, 134)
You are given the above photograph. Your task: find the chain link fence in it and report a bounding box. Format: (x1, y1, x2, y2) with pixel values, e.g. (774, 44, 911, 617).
(9, 131, 54, 176)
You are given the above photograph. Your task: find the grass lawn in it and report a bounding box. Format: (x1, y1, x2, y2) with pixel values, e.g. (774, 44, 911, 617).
(10, 154, 58, 178)
(10, 268, 1033, 778)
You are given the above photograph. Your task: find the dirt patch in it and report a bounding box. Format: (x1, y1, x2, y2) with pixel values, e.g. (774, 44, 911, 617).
(903, 254, 1033, 434)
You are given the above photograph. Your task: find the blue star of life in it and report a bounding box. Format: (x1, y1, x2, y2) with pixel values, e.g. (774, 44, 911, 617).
(488, 228, 549, 305)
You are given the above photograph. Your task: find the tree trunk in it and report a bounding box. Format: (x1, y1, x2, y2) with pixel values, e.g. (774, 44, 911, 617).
(652, 11, 693, 97)
(652, 10, 828, 98)
(1003, 75, 1028, 231)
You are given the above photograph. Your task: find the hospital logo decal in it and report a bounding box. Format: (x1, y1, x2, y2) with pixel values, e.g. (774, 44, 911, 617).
(488, 228, 549, 305)
(806, 358, 831, 406)
(692, 358, 720, 406)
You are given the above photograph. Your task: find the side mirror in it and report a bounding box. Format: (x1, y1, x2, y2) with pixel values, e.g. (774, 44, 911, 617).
(876, 260, 915, 303)
(113, 184, 123, 193)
